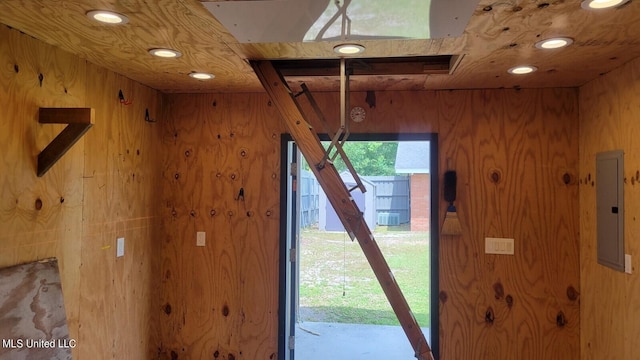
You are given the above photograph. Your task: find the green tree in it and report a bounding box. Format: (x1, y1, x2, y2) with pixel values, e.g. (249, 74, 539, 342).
(325, 141, 398, 176)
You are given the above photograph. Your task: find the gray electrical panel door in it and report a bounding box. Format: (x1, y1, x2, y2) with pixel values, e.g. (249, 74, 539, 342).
(596, 150, 624, 272)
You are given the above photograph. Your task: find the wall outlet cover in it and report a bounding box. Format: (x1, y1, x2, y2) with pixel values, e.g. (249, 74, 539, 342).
(197, 232, 206, 247)
(116, 237, 125, 257)
(485, 237, 515, 255)
(625, 254, 632, 274)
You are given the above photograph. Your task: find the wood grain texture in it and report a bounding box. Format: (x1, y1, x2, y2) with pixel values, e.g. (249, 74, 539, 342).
(437, 88, 580, 360)
(0, 0, 638, 92)
(78, 61, 162, 360)
(0, 25, 162, 360)
(37, 123, 93, 177)
(159, 92, 284, 359)
(0, 25, 86, 359)
(579, 56, 640, 360)
(306, 88, 579, 359)
(1, 20, 583, 360)
(160, 87, 579, 359)
(39, 108, 95, 124)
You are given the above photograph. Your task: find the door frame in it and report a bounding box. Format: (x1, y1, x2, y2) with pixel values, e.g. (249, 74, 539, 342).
(278, 133, 440, 359)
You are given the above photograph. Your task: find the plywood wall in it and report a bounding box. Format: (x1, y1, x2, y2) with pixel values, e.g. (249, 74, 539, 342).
(161, 87, 580, 359)
(579, 57, 640, 359)
(77, 60, 162, 359)
(158, 93, 285, 359)
(0, 25, 162, 359)
(434, 89, 580, 359)
(1, 21, 582, 359)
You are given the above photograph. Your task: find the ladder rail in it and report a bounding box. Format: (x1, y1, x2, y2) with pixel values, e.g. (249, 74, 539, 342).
(320, 58, 351, 169)
(299, 83, 366, 194)
(251, 60, 434, 360)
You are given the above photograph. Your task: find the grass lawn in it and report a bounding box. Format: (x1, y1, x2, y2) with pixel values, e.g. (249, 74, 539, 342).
(298, 225, 431, 327)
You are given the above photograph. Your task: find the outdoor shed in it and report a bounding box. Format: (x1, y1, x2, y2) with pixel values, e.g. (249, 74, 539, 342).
(319, 172, 377, 231)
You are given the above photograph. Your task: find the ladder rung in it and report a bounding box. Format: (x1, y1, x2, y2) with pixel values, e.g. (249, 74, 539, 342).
(251, 60, 433, 360)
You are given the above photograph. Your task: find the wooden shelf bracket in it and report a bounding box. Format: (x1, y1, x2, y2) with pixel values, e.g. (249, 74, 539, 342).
(37, 108, 94, 177)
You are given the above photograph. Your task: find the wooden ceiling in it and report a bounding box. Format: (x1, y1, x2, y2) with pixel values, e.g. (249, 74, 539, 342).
(0, 0, 639, 93)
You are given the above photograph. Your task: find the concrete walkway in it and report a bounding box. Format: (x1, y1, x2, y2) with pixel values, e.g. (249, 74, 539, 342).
(294, 322, 431, 360)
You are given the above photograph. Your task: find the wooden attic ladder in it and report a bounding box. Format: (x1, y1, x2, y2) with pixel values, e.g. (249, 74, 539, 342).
(251, 60, 434, 360)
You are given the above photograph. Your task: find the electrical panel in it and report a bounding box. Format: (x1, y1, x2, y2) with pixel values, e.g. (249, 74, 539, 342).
(596, 150, 624, 272)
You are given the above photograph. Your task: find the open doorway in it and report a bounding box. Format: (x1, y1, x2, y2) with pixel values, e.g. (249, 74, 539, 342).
(279, 134, 439, 360)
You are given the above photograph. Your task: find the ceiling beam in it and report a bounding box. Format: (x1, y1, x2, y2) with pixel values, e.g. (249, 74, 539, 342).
(272, 56, 453, 77)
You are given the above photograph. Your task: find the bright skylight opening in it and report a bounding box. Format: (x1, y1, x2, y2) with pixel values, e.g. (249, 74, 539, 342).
(203, 0, 479, 44)
(304, 0, 431, 42)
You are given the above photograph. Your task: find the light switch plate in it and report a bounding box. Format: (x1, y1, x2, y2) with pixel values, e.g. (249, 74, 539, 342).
(197, 232, 206, 247)
(485, 237, 515, 255)
(116, 237, 125, 257)
(625, 254, 632, 274)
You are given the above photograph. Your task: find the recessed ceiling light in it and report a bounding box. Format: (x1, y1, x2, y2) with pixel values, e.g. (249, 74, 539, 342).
(535, 37, 574, 49)
(508, 65, 538, 75)
(581, 0, 629, 9)
(86, 10, 129, 24)
(333, 43, 366, 55)
(149, 48, 182, 58)
(189, 72, 215, 80)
